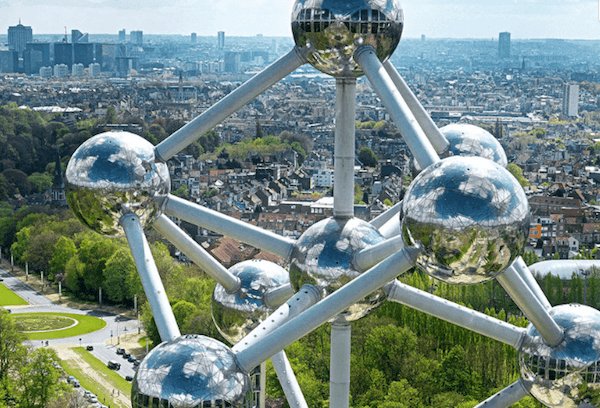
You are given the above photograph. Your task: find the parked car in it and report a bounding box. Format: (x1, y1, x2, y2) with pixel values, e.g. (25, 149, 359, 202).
(72, 380, 80, 388)
(107, 360, 121, 370)
(116, 348, 125, 355)
(122, 352, 131, 359)
(66, 375, 75, 384)
(125, 375, 133, 382)
(127, 355, 136, 363)
(86, 345, 94, 351)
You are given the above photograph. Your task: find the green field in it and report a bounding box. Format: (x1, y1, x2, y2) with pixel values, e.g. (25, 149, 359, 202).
(72, 347, 132, 395)
(0, 283, 28, 306)
(14, 312, 106, 340)
(58, 354, 128, 408)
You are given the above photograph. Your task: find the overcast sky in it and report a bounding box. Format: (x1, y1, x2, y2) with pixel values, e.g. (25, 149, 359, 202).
(1, 0, 600, 39)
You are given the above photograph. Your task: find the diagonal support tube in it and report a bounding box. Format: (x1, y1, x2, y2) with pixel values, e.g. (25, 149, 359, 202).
(385, 280, 526, 348)
(474, 379, 529, 408)
(496, 266, 564, 347)
(334, 78, 357, 219)
(383, 60, 449, 154)
(165, 194, 295, 260)
(271, 351, 309, 408)
(354, 235, 404, 272)
(155, 48, 306, 161)
(121, 214, 181, 342)
(153, 214, 240, 293)
(512, 257, 552, 310)
(355, 46, 440, 169)
(235, 247, 420, 371)
(370, 200, 403, 229)
(379, 216, 402, 239)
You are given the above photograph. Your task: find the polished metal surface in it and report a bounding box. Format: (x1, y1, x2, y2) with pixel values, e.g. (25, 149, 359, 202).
(519, 304, 600, 408)
(291, 0, 404, 77)
(132, 335, 251, 408)
(212, 260, 291, 345)
(402, 156, 530, 285)
(66, 131, 170, 237)
(441, 123, 508, 167)
(289, 217, 386, 321)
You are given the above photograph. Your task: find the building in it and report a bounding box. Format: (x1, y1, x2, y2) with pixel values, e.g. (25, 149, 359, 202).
(0, 50, 18, 73)
(71, 29, 88, 43)
(191, 33, 197, 43)
(118, 29, 126, 43)
(72, 63, 85, 77)
(53, 64, 69, 78)
(224, 52, 241, 73)
(74, 43, 94, 66)
(54, 43, 73, 68)
(89, 62, 101, 77)
(39, 66, 52, 78)
(131, 30, 144, 46)
(218, 31, 225, 49)
(8, 21, 33, 56)
(563, 84, 580, 118)
(498, 32, 511, 59)
(24, 43, 50, 75)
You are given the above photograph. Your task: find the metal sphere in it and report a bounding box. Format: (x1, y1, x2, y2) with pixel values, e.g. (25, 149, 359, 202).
(402, 156, 530, 285)
(212, 260, 291, 345)
(289, 217, 386, 321)
(519, 304, 600, 408)
(441, 123, 508, 167)
(132, 335, 251, 408)
(291, 0, 404, 77)
(66, 131, 170, 237)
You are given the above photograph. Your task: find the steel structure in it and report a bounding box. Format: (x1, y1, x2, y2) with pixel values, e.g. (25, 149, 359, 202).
(64, 1, 600, 407)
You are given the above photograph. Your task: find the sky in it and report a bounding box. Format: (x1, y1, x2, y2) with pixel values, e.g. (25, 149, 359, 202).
(1, 0, 600, 39)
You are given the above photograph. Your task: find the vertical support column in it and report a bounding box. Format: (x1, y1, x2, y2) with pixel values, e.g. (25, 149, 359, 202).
(330, 320, 351, 408)
(334, 78, 357, 219)
(259, 362, 267, 408)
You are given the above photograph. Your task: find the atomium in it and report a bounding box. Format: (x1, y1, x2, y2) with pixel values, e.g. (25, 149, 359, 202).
(289, 217, 386, 321)
(519, 304, 600, 408)
(212, 260, 291, 344)
(65, 131, 170, 237)
(441, 123, 508, 167)
(292, 0, 404, 77)
(132, 335, 252, 408)
(402, 156, 530, 285)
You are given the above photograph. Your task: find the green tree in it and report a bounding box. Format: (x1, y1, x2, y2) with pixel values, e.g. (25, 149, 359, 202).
(26, 173, 52, 194)
(507, 163, 529, 187)
(383, 379, 423, 408)
(0, 310, 25, 405)
(102, 247, 137, 304)
(358, 147, 378, 167)
(17, 348, 65, 408)
(49, 237, 77, 280)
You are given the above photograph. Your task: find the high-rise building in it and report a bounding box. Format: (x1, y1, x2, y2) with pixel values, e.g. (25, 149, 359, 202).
(8, 21, 33, 57)
(118, 29, 126, 43)
(89, 63, 101, 77)
(74, 43, 94, 66)
(224, 52, 241, 73)
(563, 84, 580, 117)
(218, 31, 225, 49)
(0, 50, 18, 73)
(191, 33, 197, 44)
(131, 31, 144, 46)
(24, 43, 50, 75)
(72, 29, 88, 43)
(498, 32, 511, 59)
(54, 43, 73, 68)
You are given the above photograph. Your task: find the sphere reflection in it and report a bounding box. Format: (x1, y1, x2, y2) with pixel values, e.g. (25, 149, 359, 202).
(132, 335, 251, 408)
(66, 131, 170, 237)
(290, 217, 386, 321)
(291, 0, 404, 77)
(441, 123, 508, 167)
(212, 260, 291, 344)
(519, 304, 600, 408)
(402, 156, 530, 285)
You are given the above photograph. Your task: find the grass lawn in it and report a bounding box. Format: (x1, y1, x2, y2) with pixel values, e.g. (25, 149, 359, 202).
(58, 355, 128, 408)
(72, 347, 132, 395)
(14, 312, 106, 340)
(0, 283, 28, 306)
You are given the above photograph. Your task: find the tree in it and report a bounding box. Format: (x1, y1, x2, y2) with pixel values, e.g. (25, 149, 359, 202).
(0, 310, 25, 405)
(172, 300, 198, 333)
(49, 237, 77, 281)
(383, 380, 423, 408)
(358, 147, 378, 167)
(507, 163, 529, 187)
(102, 247, 137, 304)
(17, 348, 65, 408)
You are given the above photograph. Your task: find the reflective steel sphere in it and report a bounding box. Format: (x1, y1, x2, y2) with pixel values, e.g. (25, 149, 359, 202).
(66, 131, 170, 237)
(441, 123, 508, 167)
(402, 156, 530, 285)
(212, 260, 291, 345)
(132, 335, 251, 408)
(519, 304, 600, 408)
(291, 0, 404, 77)
(290, 217, 386, 321)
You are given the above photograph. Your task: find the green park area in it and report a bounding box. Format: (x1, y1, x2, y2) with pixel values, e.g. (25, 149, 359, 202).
(0, 283, 28, 306)
(72, 347, 132, 396)
(14, 312, 106, 340)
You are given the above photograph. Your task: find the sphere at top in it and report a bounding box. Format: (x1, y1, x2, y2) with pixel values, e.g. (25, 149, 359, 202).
(402, 156, 530, 285)
(132, 335, 251, 408)
(290, 217, 386, 321)
(441, 123, 508, 167)
(66, 131, 170, 237)
(519, 304, 600, 408)
(292, 0, 404, 77)
(212, 260, 291, 345)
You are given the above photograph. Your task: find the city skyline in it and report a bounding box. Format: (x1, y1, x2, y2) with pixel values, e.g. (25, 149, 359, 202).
(0, 0, 599, 40)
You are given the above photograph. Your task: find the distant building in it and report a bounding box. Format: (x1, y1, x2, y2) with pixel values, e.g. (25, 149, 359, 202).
(72, 63, 85, 77)
(191, 32, 197, 43)
(54, 43, 73, 68)
(74, 43, 94, 66)
(499, 32, 511, 59)
(0, 50, 18, 73)
(563, 83, 580, 117)
(51, 150, 67, 206)
(218, 31, 225, 49)
(71, 29, 88, 43)
(130, 30, 143, 46)
(53, 64, 69, 78)
(118, 29, 126, 43)
(39, 66, 52, 78)
(24, 43, 50, 75)
(8, 21, 33, 56)
(224, 52, 241, 73)
(89, 62, 101, 77)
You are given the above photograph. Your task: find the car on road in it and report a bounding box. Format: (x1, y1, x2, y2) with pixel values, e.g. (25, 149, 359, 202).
(116, 347, 125, 355)
(107, 360, 121, 370)
(122, 352, 131, 359)
(86, 345, 94, 351)
(127, 355, 136, 363)
(72, 380, 80, 388)
(66, 375, 75, 384)
(125, 375, 133, 382)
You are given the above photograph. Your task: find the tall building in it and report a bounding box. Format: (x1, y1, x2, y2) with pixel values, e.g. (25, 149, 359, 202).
(74, 43, 94, 66)
(8, 21, 33, 56)
(191, 32, 197, 44)
(118, 29, 126, 43)
(218, 31, 225, 49)
(24, 43, 50, 75)
(131, 31, 144, 46)
(498, 32, 511, 59)
(563, 84, 580, 117)
(0, 50, 18, 73)
(224, 52, 241, 73)
(54, 43, 73, 68)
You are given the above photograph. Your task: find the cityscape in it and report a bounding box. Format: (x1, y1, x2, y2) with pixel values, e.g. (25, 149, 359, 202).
(1, 1, 600, 408)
